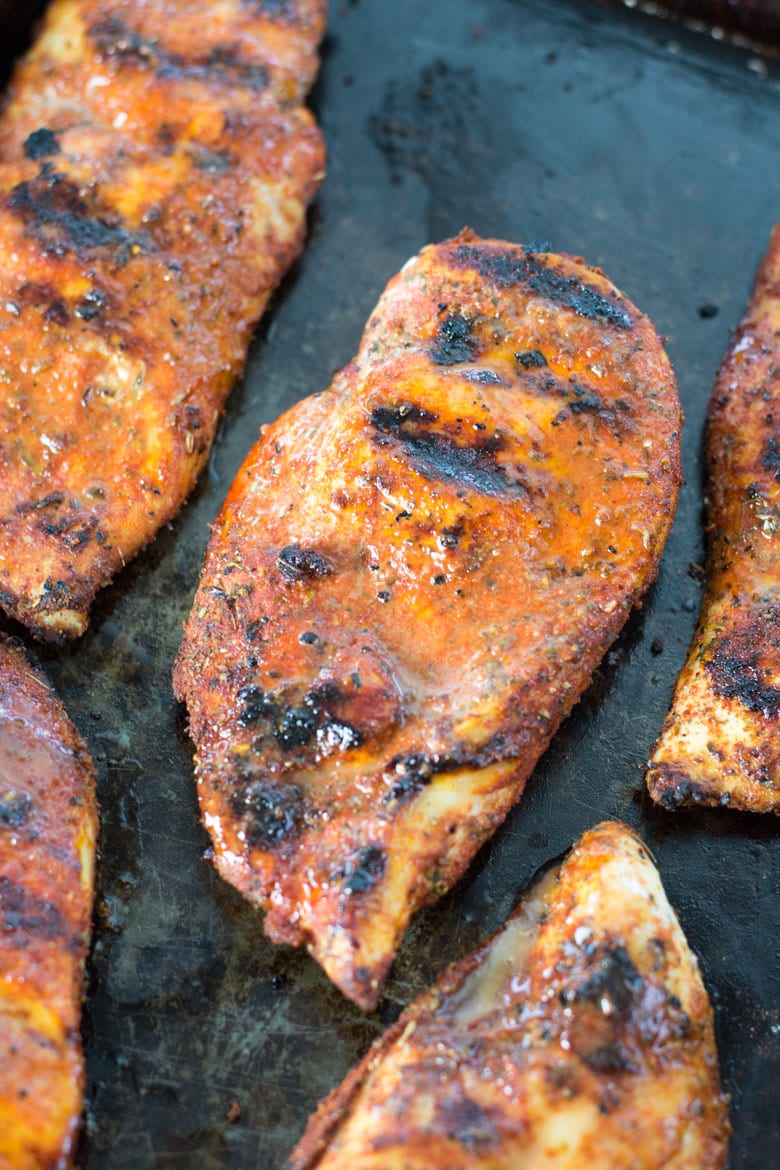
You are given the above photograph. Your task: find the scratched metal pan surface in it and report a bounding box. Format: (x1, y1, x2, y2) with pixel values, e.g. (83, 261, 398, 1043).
(1, 1, 779, 1167)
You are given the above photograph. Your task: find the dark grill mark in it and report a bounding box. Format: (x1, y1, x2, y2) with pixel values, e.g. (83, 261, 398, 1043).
(9, 170, 152, 262)
(342, 845, 386, 894)
(23, 128, 60, 160)
(15, 492, 65, 515)
(451, 245, 632, 328)
(707, 610, 780, 718)
(277, 544, 334, 582)
(0, 792, 33, 827)
(0, 876, 67, 940)
(89, 18, 270, 90)
(384, 753, 451, 802)
(371, 406, 527, 499)
(430, 313, 478, 365)
(41, 512, 100, 552)
(231, 780, 304, 849)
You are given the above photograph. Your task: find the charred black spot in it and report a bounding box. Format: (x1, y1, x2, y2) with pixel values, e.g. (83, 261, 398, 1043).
(45, 299, 69, 326)
(515, 349, 547, 369)
(75, 288, 107, 321)
(569, 382, 606, 414)
(564, 944, 642, 1016)
(89, 18, 269, 90)
(430, 313, 478, 365)
(232, 780, 304, 849)
(707, 608, 780, 718)
(239, 682, 361, 754)
(371, 405, 527, 499)
(40, 578, 71, 601)
(343, 844, 386, 894)
(384, 753, 445, 802)
(461, 368, 504, 385)
(275, 705, 317, 749)
(41, 512, 99, 552)
(451, 245, 632, 328)
(441, 519, 464, 548)
(238, 685, 275, 726)
(371, 404, 438, 431)
(9, 170, 151, 262)
(649, 766, 719, 808)
(0, 792, 33, 827)
(0, 876, 67, 940)
(762, 436, 780, 481)
(23, 128, 60, 160)
(299, 631, 318, 644)
(278, 544, 333, 582)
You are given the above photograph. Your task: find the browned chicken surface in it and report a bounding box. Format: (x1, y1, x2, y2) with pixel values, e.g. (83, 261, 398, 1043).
(174, 231, 682, 1008)
(0, 0, 325, 641)
(288, 821, 730, 1170)
(0, 638, 97, 1169)
(647, 224, 780, 812)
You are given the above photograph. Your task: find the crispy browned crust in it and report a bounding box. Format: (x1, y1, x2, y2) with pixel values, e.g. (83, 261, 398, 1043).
(175, 231, 682, 1008)
(0, 638, 97, 1169)
(287, 822, 730, 1170)
(647, 224, 780, 812)
(0, 0, 326, 642)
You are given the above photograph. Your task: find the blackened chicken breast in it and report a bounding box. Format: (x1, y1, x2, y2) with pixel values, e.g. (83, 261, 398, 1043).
(288, 822, 729, 1170)
(0, 0, 325, 640)
(175, 231, 682, 1007)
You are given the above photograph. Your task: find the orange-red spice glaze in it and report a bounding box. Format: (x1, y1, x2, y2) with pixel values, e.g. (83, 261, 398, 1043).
(0, 638, 97, 1169)
(174, 232, 682, 1008)
(0, 0, 325, 641)
(288, 822, 729, 1170)
(647, 224, 780, 812)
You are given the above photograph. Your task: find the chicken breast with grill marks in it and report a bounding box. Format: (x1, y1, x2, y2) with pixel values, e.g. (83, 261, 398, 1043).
(287, 822, 729, 1170)
(174, 231, 682, 1008)
(0, 0, 325, 641)
(647, 224, 780, 811)
(0, 639, 97, 1169)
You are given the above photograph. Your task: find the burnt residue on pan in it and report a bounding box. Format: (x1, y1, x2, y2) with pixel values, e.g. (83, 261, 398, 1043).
(1, 0, 779, 1168)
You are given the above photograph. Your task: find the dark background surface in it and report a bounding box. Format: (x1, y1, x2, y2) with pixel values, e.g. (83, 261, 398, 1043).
(2, 1, 780, 1166)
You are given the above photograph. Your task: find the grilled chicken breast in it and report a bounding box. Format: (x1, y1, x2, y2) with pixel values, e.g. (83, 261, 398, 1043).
(0, 638, 97, 1169)
(288, 821, 729, 1170)
(0, 0, 325, 641)
(174, 231, 682, 1008)
(647, 224, 780, 811)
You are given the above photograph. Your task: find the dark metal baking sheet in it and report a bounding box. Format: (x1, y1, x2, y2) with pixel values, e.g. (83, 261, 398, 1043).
(3, 2, 780, 1166)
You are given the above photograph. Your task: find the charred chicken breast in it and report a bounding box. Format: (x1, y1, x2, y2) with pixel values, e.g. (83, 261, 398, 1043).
(288, 821, 729, 1170)
(0, 0, 325, 641)
(0, 638, 97, 1169)
(647, 224, 780, 811)
(175, 231, 682, 1008)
